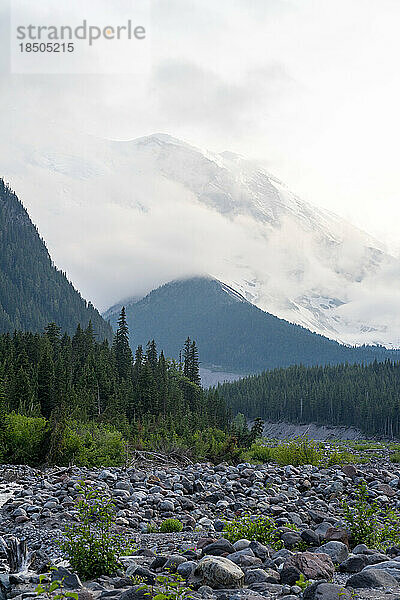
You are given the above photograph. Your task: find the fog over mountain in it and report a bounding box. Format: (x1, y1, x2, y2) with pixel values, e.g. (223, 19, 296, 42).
(2, 128, 400, 347)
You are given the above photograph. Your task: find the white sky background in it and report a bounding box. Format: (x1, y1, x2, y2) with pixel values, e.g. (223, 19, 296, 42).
(1, 0, 400, 252)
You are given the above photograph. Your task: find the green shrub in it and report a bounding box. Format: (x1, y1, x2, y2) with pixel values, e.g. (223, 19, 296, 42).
(5, 412, 46, 464)
(53, 421, 126, 467)
(390, 451, 400, 463)
(271, 437, 323, 466)
(324, 449, 360, 466)
(342, 483, 400, 549)
(242, 443, 273, 463)
(224, 514, 282, 549)
(159, 518, 183, 533)
(60, 481, 130, 579)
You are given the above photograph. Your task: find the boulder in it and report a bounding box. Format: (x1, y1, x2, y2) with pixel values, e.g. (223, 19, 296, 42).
(281, 531, 302, 549)
(346, 568, 398, 589)
(125, 565, 155, 584)
(281, 552, 335, 585)
(315, 541, 348, 564)
(194, 556, 244, 589)
(244, 568, 280, 585)
(362, 561, 400, 581)
(300, 529, 320, 546)
(51, 567, 82, 590)
(339, 554, 368, 573)
(304, 582, 352, 599)
(324, 527, 349, 546)
(119, 586, 153, 600)
(163, 555, 187, 573)
(202, 539, 236, 557)
(342, 465, 357, 478)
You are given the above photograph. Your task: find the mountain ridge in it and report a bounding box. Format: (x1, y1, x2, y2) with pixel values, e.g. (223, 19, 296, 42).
(0, 179, 112, 339)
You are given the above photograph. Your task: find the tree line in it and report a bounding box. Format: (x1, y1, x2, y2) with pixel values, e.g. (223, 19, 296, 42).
(217, 360, 400, 438)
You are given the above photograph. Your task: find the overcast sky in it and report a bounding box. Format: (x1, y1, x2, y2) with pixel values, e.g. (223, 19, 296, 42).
(1, 0, 400, 253)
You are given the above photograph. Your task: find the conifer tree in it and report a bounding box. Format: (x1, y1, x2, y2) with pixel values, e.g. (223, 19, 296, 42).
(44, 322, 61, 352)
(183, 337, 191, 379)
(189, 340, 201, 385)
(113, 307, 133, 380)
(146, 340, 158, 372)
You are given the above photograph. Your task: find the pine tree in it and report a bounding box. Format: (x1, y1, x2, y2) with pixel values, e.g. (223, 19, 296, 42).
(113, 307, 133, 380)
(44, 322, 61, 352)
(189, 340, 201, 385)
(146, 340, 158, 372)
(183, 337, 191, 379)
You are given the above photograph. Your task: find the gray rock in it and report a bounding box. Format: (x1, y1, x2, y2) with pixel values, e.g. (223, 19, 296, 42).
(202, 539, 236, 557)
(118, 586, 152, 600)
(304, 582, 352, 599)
(281, 531, 302, 549)
(346, 567, 398, 588)
(163, 555, 187, 572)
(51, 567, 82, 590)
(244, 568, 280, 585)
(125, 564, 155, 584)
(315, 541, 348, 564)
(159, 500, 174, 512)
(361, 560, 400, 581)
(339, 554, 368, 573)
(177, 561, 196, 578)
(233, 540, 250, 551)
(301, 529, 320, 546)
(226, 549, 260, 568)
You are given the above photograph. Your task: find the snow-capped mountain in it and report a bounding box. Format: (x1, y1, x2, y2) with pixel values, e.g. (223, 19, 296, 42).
(2, 126, 400, 347)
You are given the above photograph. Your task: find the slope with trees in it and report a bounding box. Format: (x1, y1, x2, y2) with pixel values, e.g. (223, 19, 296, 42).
(218, 360, 400, 438)
(0, 179, 111, 339)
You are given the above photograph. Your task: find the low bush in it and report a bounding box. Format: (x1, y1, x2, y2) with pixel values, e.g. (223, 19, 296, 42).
(342, 483, 400, 549)
(4, 412, 46, 464)
(241, 443, 273, 463)
(390, 451, 400, 463)
(324, 449, 360, 466)
(60, 481, 130, 579)
(224, 514, 282, 549)
(272, 437, 323, 466)
(53, 421, 127, 467)
(159, 518, 183, 533)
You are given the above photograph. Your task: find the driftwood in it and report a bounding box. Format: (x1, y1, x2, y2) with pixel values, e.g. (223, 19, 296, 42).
(130, 449, 193, 468)
(0, 536, 35, 573)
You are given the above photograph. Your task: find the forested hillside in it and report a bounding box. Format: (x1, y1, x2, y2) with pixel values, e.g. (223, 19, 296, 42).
(0, 180, 111, 339)
(106, 277, 400, 374)
(218, 360, 400, 438)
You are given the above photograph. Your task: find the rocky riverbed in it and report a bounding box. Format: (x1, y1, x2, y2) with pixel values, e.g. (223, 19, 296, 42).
(2, 460, 400, 600)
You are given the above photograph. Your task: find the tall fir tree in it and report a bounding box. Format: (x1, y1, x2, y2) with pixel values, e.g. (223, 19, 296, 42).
(183, 337, 191, 379)
(146, 340, 158, 372)
(113, 307, 133, 381)
(189, 340, 201, 385)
